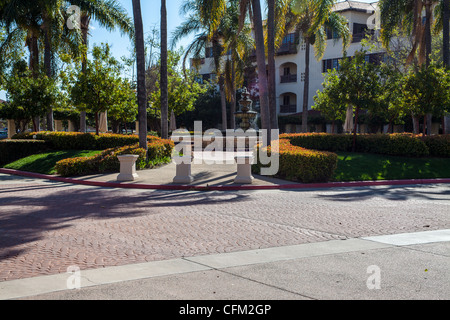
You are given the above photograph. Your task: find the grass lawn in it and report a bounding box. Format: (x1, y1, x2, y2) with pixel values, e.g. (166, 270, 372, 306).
(3, 150, 102, 175)
(334, 152, 450, 182)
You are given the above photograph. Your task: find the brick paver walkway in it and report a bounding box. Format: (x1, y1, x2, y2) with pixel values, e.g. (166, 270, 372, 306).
(0, 178, 449, 282)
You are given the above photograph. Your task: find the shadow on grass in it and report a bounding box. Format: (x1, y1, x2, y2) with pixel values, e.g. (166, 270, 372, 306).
(3, 150, 101, 175)
(334, 152, 450, 182)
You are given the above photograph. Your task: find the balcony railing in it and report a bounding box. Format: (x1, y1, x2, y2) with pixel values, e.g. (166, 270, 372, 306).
(277, 43, 298, 55)
(280, 105, 297, 114)
(280, 74, 297, 83)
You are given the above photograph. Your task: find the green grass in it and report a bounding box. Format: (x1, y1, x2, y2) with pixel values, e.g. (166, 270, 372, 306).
(334, 152, 450, 182)
(3, 150, 102, 175)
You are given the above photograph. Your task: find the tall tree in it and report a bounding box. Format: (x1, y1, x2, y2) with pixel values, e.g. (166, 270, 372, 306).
(172, 0, 229, 131)
(238, 0, 271, 144)
(69, 0, 134, 132)
(131, 0, 148, 150)
(161, 0, 169, 139)
(291, 0, 350, 133)
(443, 0, 450, 133)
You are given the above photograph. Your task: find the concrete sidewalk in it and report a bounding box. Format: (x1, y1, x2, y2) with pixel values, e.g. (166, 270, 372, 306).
(74, 151, 290, 187)
(2, 230, 449, 300)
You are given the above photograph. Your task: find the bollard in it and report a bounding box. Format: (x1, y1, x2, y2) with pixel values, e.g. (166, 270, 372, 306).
(173, 155, 194, 184)
(234, 155, 254, 184)
(117, 155, 139, 181)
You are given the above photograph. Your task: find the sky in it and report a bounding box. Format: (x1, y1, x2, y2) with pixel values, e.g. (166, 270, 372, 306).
(0, 0, 377, 101)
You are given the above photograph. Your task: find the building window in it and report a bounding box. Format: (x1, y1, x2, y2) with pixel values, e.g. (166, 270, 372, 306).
(205, 47, 214, 58)
(283, 33, 296, 45)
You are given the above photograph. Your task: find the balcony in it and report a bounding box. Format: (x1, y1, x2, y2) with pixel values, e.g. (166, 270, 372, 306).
(277, 43, 298, 55)
(280, 74, 297, 83)
(280, 105, 297, 114)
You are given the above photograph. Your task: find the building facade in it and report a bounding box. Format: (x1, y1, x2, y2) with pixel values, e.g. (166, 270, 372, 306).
(192, 1, 383, 130)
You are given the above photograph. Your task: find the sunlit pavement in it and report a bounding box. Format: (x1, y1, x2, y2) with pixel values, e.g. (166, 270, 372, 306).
(0, 173, 449, 300)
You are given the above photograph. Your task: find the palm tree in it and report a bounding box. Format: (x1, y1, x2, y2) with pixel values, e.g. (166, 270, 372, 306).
(68, 0, 134, 132)
(291, 0, 350, 133)
(131, 0, 147, 150)
(239, 0, 272, 144)
(266, 0, 290, 132)
(444, 0, 450, 68)
(161, 0, 169, 139)
(443, 0, 450, 134)
(172, 0, 228, 131)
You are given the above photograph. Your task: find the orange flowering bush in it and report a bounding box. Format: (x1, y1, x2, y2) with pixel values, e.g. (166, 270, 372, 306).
(55, 138, 174, 177)
(253, 139, 338, 183)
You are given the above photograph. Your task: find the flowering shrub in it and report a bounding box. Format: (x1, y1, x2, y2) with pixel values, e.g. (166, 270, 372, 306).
(253, 139, 338, 183)
(55, 138, 174, 177)
(12, 131, 159, 150)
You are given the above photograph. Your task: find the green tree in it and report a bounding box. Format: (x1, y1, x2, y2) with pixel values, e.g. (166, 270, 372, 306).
(69, 44, 135, 135)
(148, 51, 207, 122)
(2, 60, 61, 132)
(400, 62, 450, 135)
(312, 70, 347, 133)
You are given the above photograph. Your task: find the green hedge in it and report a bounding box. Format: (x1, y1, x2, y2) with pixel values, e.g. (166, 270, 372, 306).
(252, 139, 338, 183)
(12, 132, 159, 151)
(0, 140, 48, 166)
(421, 135, 450, 157)
(55, 138, 174, 177)
(280, 133, 431, 157)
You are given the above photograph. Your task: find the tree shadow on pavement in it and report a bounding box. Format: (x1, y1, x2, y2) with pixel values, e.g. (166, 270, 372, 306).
(0, 185, 252, 261)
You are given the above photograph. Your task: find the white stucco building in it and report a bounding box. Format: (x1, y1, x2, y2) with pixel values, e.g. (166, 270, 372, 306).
(192, 1, 383, 130)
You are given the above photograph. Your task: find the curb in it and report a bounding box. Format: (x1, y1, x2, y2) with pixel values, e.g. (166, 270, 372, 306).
(1, 168, 450, 191)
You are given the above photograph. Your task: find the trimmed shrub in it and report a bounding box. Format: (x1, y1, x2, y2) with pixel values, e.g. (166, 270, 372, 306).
(12, 132, 159, 151)
(253, 139, 338, 183)
(55, 138, 174, 177)
(421, 135, 450, 157)
(0, 140, 48, 166)
(280, 133, 430, 157)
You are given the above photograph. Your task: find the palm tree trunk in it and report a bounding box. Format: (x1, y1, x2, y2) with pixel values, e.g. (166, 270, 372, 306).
(219, 75, 227, 131)
(251, 0, 271, 145)
(160, 0, 169, 140)
(44, 25, 54, 132)
(230, 60, 236, 129)
(443, 0, 450, 134)
(79, 15, 90, 133)
(302, 38, 311, 133)
(132, 0, 148, 150)
(267, 0, 278, 131)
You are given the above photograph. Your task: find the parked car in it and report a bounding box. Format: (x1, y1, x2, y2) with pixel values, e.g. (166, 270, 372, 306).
(0, 129, 7, 140)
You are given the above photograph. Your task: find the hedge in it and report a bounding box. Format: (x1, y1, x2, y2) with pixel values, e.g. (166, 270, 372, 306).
(0, 140, 48, 166)
(421, 135, 450, 157)
(55, 138, 174, 177)
(280, 133, 431, 157)
(12, 132, 159, 151)
(252, 139, 338, 183)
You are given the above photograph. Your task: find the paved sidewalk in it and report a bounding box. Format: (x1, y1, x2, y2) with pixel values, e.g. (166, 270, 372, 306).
(0, 171, 449, 301)
(2, 231, 450, 300)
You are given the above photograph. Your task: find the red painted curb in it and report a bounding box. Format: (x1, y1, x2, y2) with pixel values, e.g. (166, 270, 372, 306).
(1, 168, 450, 191)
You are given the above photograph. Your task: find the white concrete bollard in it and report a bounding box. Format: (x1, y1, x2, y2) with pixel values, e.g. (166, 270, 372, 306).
(234, 155, 254, 184)
(117, 155, 140, 181)
(173, 155, 194, 184)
